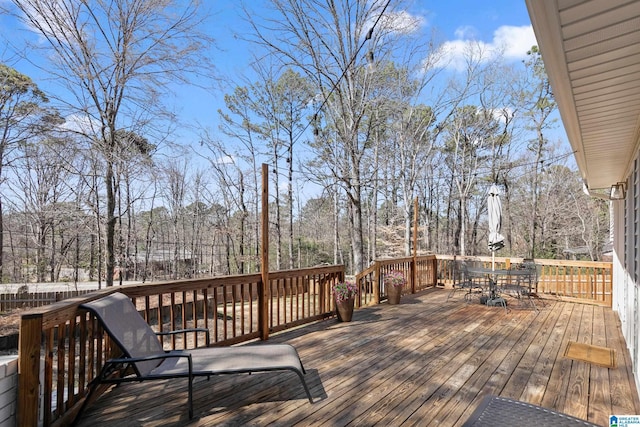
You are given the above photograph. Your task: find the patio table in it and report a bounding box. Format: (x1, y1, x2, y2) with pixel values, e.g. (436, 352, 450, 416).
(465, 267, 536, 309)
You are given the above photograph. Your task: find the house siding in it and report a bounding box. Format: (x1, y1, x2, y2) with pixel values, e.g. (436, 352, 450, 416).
(613, 152, 640, 395)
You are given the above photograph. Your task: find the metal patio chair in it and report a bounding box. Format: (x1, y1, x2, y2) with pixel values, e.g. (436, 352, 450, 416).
(447, 259, 486, 302)
(497, 261, 539, 310)
(76, 292, 312, 422)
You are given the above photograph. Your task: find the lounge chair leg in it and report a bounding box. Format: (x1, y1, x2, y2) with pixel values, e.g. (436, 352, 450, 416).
(188, 375, 193, 418)
(72, 382, 98, 426)
(296, 371, 313, 403)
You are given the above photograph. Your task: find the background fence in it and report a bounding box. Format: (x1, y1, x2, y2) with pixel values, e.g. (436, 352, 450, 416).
(0, 290, 95, 312)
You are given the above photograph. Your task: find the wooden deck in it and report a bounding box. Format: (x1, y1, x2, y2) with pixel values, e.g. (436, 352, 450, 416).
(76, 288, 640, 426)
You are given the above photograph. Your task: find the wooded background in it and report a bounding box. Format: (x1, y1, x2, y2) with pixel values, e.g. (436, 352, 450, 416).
(0, 0, 609, 285)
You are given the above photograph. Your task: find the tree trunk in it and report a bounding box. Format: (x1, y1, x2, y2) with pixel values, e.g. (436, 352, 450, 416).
(126, 178, 133, 280)
(89, 233, 95, 281)
(106, 159, 116, 287)
(404, 208, 411, 256)
(459, 197, 467, 256)
(350, 190, 364, 273)
(288, 145, 295, 270)
(273, 162, 282, 270)
(37, 226, 46, 282)
(9, 228, 18, 281)
(0, 196, 3, 281)
(49, 225, 55, 282)
(530, 136, 543, 258)
(333, 187, 339, 265)
(74, 231, 80, 288)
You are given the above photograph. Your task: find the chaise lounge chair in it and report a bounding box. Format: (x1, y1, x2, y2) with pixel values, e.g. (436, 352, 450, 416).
(76, 292, 312, 421)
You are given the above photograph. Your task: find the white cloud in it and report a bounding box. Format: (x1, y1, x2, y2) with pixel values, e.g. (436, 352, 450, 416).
(491, 107, 515, 124)
(430, 39, 491, 71)
(364, 5, 426, 40)
(454, 26, 477, 40)
(215, 155, 235, 165)
(494, 25, 537, 60)
(60, 113, 99, 135)
(14, 0, 86, 48)
(379, 10, 426, 35)
(432, 24, 536, 71)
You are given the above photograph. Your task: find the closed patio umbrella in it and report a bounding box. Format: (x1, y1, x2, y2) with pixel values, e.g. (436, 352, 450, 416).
(487, 184, 504, 270)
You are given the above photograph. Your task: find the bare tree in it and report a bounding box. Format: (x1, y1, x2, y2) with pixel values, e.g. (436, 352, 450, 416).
(521, 46, 557, 258)
(247, 0, 409, 273)
(159, 159, 187, 279)
(199, 134, 256, 274)
(0, 63, 52, 280)
(434, 41, 511, 256)
(216, 65, 312, 270)
(217, 88, 264, 272)
(268, 69, 313, 269)
(99, 129, 154, 282)
(7, 0, 214, 285)
(442, 102, 508, 256)
(8, 136, 75, 281)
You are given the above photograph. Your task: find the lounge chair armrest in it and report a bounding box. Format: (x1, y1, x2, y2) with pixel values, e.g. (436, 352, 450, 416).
(99, 350, 193, 382)
(156, 328, 210, 347)
(107, 350, 191, 365)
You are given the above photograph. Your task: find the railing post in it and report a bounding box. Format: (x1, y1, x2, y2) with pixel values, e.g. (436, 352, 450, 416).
(606, 266, 612, 306)
(412, 197, 418, 293)
(432, 256, 438, 287)
(260, 163, 270, 341)
(374, 262, 380, 304)
(18, 313, 43, 427)
(410, 260, 416, 294)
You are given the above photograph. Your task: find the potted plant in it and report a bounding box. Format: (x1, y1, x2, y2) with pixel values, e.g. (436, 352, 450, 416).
(384, 270, 406, 304)
(333, 281, 358, 322)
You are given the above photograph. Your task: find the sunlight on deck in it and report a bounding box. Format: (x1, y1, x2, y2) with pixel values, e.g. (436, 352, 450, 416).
(77, 288, 640, 426)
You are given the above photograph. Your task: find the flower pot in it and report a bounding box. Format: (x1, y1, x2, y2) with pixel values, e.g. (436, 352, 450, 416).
(387, 285, 402, 305)
(335, 297, 355, 322)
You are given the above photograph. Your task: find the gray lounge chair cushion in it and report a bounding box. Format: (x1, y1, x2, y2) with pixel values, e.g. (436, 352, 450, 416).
(77, 292, 312, 421)
(81, 292, 305, 379)
(153, 344, 305, 377)
(82, 292, 165, 376)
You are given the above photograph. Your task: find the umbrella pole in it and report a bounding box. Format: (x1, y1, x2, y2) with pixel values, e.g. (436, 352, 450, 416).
(491, 250, 496, 300)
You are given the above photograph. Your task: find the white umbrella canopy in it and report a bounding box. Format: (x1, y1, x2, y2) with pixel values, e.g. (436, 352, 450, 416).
(487, 184, 505, 253)
(487, 184, 506, 304)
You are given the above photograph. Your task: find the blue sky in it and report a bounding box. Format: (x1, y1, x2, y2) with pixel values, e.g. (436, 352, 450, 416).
(184, 0, 538, 144)
(1, 0, 543, 148)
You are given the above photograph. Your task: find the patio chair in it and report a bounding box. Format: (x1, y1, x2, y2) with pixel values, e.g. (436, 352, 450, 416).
(76, 292, 312, 421)
(497, 262, 538, 310)
(521, 259, 541, 296)
(447, 260, 485, 302)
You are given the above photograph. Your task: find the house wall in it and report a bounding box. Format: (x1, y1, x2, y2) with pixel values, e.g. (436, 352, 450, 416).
(0, 356, 18, 427)
(612, 153, 640, 394)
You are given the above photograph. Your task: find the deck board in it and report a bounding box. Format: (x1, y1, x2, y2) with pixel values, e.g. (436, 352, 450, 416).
(76, 288, 640, 426)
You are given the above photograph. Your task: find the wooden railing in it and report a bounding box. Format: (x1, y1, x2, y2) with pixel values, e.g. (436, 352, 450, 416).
(435, 255, 612, 306)
(18, 265, 344, 427)
(535, 259, 612, 305)
(354, 255, 439, 305)
(17, 254, 610, 425)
